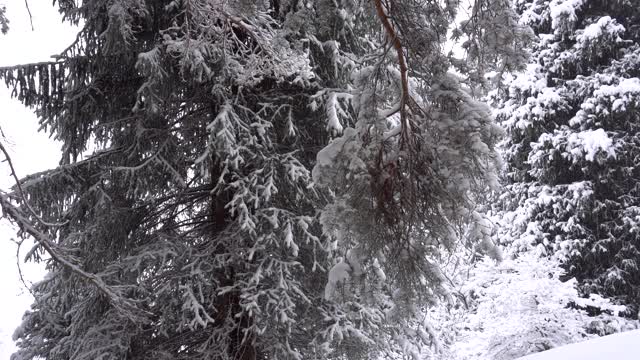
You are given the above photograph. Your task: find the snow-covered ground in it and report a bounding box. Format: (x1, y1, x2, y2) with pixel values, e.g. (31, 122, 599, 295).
(517, 330, 640, 360)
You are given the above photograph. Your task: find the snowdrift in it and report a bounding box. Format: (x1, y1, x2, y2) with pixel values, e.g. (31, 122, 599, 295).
(517, 330, 640, 360)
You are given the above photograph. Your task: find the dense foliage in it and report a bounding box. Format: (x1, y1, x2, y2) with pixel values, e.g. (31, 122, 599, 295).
(0, 1, 528, 359)
(415, 1, 640, 358)
(494, 0, 640, 318)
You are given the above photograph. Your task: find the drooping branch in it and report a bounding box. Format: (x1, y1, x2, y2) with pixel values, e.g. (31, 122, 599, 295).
(374, 0, 410, 138)
(0, 60, 62, 72)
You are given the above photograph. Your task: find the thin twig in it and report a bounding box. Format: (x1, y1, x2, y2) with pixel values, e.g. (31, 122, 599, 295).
(10, 236, 65, 322)
(10, 237, 36, 298)
(24, 0, 34, 31)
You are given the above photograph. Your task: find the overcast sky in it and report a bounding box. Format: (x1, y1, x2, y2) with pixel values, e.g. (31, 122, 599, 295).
(0, 2, 77, 356)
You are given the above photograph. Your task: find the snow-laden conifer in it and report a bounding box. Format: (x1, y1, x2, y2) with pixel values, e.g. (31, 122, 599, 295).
(494, 0, 640, 318)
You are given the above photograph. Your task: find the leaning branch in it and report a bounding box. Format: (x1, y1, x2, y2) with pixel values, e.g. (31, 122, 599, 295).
(0, 194, 148, 318)
(0, 141, 146, 320)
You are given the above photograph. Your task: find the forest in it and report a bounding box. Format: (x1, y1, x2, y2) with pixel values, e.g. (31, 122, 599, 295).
(0, 0, 638, 359)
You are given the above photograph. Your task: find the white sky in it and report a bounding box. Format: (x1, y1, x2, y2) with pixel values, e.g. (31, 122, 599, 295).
(0, 2, 77, 356)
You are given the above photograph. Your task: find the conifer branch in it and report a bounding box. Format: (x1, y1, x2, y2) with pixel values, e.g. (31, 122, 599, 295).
(0, 60, 62, 72)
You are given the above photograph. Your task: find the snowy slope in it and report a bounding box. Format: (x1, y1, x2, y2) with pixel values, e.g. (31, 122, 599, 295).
(517, 330, 640, 360)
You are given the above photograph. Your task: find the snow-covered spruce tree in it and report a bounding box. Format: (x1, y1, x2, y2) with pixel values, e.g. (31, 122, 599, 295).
(0, 1, 525, 359)
(431, 251, 637, 360)
(494, 0, 640, 318)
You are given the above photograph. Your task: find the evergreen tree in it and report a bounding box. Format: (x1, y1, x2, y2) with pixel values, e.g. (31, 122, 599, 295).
(495, 0, 640, 318)
(0, 1, 526, 359)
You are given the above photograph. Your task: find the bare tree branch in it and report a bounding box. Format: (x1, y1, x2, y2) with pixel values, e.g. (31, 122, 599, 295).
(24, 0, 33, 30)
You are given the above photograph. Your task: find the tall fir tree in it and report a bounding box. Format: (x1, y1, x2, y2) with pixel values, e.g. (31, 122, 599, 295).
(0, 1, 526, 359)
(494, 0, 640, 318)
